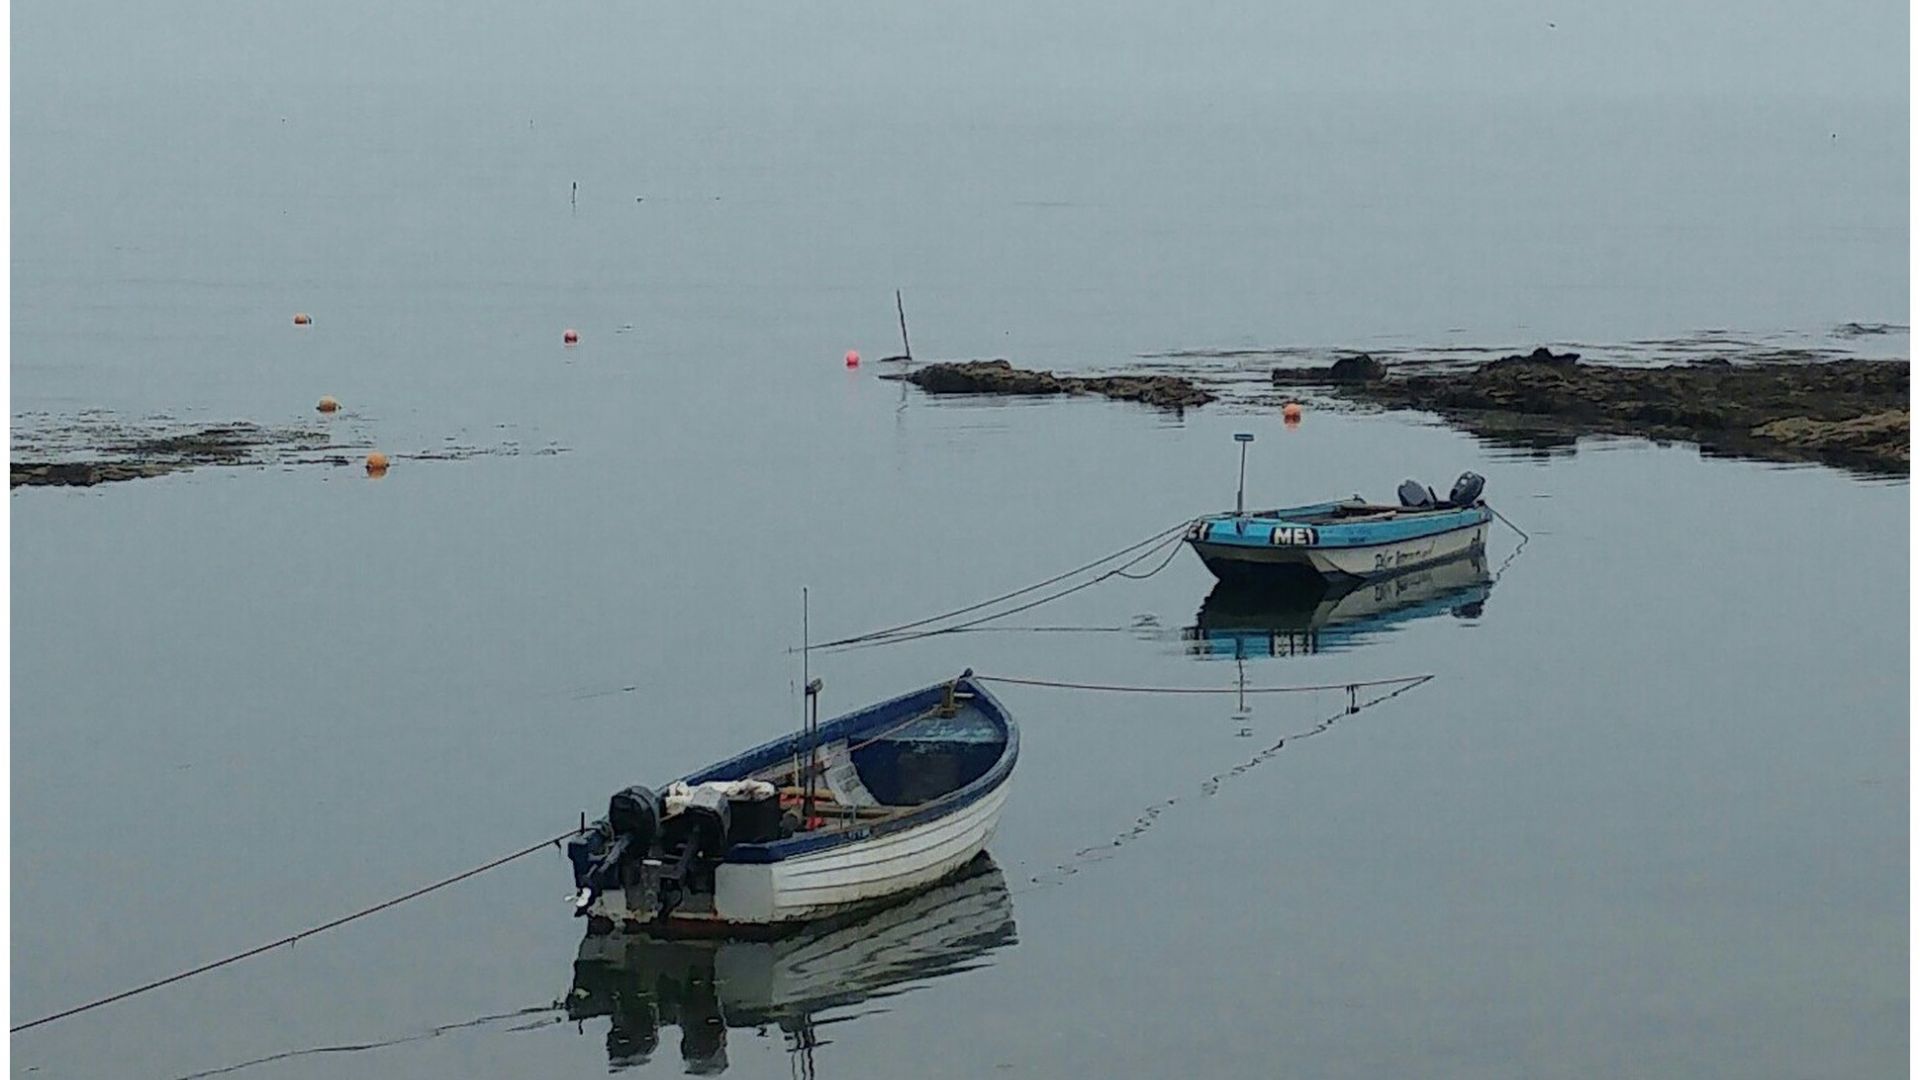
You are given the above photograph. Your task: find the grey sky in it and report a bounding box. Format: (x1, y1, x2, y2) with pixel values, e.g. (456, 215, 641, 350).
(14, 0, 1910, 103)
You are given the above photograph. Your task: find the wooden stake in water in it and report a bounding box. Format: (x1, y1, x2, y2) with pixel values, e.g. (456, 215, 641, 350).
(895, 290, 914, 363)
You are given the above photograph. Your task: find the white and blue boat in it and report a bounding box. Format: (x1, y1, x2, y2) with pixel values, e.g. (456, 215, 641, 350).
(566, 672, 1016, 936)
(1187, 472, 1492, 587)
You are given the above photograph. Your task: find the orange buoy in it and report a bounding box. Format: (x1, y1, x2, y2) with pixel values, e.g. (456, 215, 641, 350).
(292, 313, 312, 326)
(364, 451, 389, 476)
(563, 328, 580, 345)
(844, 349, 860, 368)
(316, 395, 340, 414)
(1283, 401, 1304, 423)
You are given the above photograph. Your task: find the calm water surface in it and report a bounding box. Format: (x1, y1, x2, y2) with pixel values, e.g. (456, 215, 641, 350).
(12, 18, 1908, 1078)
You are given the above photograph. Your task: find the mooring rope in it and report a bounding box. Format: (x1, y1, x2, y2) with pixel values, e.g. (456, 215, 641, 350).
(810, 518, 1196, 651)
(974, 673, 1432, 695)
(1112, 532, 1188, 579)
(824, 528, 1193, 653)
(11, 828, 582, 1035)
(1490, 506, 1530, 543)
(1011, 673, 1434, 895)
(1489, 506, 1531, 583)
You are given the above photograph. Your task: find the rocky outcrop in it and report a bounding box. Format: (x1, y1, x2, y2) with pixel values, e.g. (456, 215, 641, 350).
(1272, 352, 1388, 385)
(891, 360, 1216, 411)
(1269, 351, 1908, 475)
(898, 360, 1070, 397)
(1751, 411, 1909, 465)
(12, 420, 337, 488)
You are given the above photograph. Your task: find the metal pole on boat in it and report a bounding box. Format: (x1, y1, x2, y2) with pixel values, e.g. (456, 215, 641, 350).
(802, 588, 812, 821)
(804, 678, 822, 823)
(1234, 433, 1254, 515)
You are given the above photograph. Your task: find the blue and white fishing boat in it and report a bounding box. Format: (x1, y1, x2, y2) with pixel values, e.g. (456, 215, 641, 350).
(1187, 470, 1492, 587)
(566, 671, 1017, 936)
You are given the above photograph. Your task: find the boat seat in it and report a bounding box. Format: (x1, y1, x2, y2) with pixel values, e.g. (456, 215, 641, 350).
(1333, 503, 1404, 517)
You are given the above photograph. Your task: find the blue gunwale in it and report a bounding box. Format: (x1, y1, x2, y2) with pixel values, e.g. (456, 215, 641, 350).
(680, 675, 1018, 865)
(1195, 502, 1490, 550)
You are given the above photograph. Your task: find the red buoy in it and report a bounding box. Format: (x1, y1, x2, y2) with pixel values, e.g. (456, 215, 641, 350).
(563, 328, 580, 345)
(844, 349, 860, 368)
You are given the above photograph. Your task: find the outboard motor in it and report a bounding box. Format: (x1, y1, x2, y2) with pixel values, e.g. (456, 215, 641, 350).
(658, 786, 733, 918)
(1397, 479, 1436, 509)
(670, 786, 733, 862)
(608, 785, 663, 848)
(1446, 471, 1486, 507)
(568, 785, 663, 916)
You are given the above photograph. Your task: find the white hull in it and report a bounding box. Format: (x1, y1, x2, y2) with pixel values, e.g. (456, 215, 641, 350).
(1196, 521, 1487, 582)
(1306, 521, 1487, 578)
(589, 782, 1010, 930)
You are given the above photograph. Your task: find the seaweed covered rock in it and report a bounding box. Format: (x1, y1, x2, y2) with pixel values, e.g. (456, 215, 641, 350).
(1267, 349, 1908, 475)
(893, 360, 1214, 411)
(900, 360, 1069, 397)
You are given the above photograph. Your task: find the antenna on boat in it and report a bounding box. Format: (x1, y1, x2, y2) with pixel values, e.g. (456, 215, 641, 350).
(804, 676, 822, 823)
(1234, 432, 1255, 516)
(801, 588, 822, 824)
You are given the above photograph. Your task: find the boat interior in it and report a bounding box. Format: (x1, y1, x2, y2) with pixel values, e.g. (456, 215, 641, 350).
(1253, 471, 1487, 523)
(747, 697, 1007, 835)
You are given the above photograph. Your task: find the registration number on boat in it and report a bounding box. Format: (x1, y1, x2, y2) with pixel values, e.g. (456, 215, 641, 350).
(1268, 526, 1318, 546)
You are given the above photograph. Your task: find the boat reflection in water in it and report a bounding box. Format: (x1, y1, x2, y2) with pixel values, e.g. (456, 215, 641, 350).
(1187, 553, 1491, 660)
(566, 856, 1017, 1073)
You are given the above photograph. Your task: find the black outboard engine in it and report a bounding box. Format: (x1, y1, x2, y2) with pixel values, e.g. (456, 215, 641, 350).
(1446, 471, 1486, 507)
(1398, 479, 1436, 509)
(657, 786, 733, 918)
(568, 785, 663, 916)
(668, 786, 732, 862)
(609, 785, 663, 846)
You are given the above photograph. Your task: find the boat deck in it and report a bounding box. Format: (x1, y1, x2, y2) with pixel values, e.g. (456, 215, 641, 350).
(1243, 500, 1454, 525)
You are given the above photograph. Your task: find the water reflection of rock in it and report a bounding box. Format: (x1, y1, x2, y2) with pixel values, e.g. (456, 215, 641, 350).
(566, 856, 1017, 1073)
(1186, 554, 1491, 660)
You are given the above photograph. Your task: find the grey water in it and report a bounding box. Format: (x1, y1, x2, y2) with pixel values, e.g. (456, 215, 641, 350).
(11, 2, 1909, 1077)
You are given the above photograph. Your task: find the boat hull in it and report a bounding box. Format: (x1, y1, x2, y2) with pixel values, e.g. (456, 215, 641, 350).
(1191, 516, 1488, 586)
(589, 782, 1010, 935)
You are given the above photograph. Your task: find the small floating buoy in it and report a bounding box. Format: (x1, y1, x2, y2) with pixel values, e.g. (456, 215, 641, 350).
(316, 396, 340, 414)
(563, 329, 579, 346)
(844, 349, 860, 368)
(365, 451, 389, 476)
(292, 313, 312, 326)
(1283, 402, 1303, 424)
